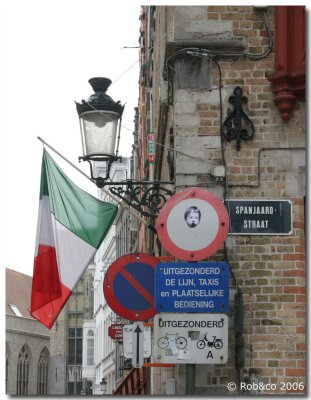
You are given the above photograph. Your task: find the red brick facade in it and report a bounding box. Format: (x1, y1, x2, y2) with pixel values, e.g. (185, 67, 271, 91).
(138, 6, 306, 395)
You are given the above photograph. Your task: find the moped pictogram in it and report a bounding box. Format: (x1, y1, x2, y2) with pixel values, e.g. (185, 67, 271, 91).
(196, 333, 223, 349)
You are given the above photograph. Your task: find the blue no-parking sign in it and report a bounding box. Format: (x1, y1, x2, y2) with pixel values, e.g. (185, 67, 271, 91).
(155, 262, 230, 313)
(103, 253, 159, 321)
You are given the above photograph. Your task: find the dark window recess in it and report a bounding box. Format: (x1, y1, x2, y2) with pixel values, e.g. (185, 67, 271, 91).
(68, 328, 83, 364)
(76, 340, 82, 364)
(146, 116, 151, 133)
(68, 340, 76, 364)
(37, 348, 49, 395)
(68, 382, 75, 395)
(16, 345, 29, 395)
(68, 382, 82, 395)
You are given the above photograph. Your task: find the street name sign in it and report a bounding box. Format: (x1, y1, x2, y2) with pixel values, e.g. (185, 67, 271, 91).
(157, 188, 229, 261)
(225, 199, 292, 235)
(155, 262, 230, 313)
(153, 313, 228, 364)
(108, 324, 124, 340)
(123, 324, 152, 359)
(103, 253, 159, 320)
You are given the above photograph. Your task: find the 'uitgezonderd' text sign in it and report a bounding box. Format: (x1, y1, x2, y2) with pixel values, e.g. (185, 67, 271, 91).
(154, 313, 228, 364)
(155, 262, 229, 313)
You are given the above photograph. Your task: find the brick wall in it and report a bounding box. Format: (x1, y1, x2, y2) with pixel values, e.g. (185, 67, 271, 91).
(140, 5, 306, 395)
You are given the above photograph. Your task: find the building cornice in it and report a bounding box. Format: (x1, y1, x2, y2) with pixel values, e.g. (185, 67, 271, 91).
(6, 327, 50, 340)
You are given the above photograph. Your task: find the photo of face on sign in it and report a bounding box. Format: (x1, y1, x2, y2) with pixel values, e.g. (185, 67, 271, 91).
(157, 188, 229, 260)
(184, 206, 201, 228)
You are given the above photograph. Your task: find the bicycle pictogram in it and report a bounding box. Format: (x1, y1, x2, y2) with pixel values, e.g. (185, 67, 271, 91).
(196, 333, 223, 350)
(157, 333, 187, 349)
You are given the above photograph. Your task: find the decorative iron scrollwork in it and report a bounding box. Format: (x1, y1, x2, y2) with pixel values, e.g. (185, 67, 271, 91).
(222, 86, 255, 151)
(109, 182, 174, 219)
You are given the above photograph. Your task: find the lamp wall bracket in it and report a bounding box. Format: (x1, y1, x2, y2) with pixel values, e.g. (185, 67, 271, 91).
(108, 181, 175, 219)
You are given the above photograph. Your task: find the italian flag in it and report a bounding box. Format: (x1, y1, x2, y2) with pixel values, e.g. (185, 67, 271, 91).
(31, 150, 117, 329)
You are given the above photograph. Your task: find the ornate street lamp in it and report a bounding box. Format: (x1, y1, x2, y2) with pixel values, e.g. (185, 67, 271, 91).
(99, 377, 107, 394)
(76, 77, 174, 218)
(76, 77, 124, 187)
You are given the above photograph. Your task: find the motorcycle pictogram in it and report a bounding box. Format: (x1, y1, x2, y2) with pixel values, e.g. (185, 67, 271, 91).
(196, 333, 223, 350)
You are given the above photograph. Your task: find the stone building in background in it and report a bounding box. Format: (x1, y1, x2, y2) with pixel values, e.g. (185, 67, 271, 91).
(136, 5, 306, 395)
(47, 265, 95, 395)
(5, 268, 51, 395)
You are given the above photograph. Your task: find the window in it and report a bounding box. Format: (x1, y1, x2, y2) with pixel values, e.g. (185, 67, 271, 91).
(16, 345, 30, 395)
(68, 328, 83, 364)
(87, 330, 95, 366)
(68, 381, 83, 395)
(67, 365, 82, 395)
(37, 348, 49, 395)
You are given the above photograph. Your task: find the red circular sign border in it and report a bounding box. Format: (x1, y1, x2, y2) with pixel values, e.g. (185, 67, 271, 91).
(103, 253, 159, 321)
(156, 188, 229, 261)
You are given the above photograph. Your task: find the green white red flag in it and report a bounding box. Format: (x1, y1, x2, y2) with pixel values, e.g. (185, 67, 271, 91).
(30, 149, 117, 329)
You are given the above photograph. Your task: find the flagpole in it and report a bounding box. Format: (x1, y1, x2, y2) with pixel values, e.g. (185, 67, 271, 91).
(37, 137, 147, 226)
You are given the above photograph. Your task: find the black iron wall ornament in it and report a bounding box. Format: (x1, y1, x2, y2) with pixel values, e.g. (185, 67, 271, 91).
(222, 86, 255, 151)
(109, 182, 175, 219)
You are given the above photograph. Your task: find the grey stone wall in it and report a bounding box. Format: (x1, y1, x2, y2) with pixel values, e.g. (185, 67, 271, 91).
(6, 315, 50, 395)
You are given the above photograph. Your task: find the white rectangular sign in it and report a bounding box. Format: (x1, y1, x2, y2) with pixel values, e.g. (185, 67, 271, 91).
(123, 324, 151, 358)
(153, 313, 228, 364)
(132, 322, 144, 368)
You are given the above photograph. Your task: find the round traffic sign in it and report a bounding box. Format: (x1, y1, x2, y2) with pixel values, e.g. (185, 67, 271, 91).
(103, 253, 159, 321)
(156, 188, 229, 261)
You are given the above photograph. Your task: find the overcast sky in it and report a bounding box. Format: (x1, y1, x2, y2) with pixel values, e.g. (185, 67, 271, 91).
(1, 1, 141, 277)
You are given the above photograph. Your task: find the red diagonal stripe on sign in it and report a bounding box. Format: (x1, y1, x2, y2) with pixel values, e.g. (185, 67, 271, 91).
(119, 268, 154, 306)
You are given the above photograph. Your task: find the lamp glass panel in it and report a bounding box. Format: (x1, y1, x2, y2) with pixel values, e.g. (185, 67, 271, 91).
(81, 111, 119, 157)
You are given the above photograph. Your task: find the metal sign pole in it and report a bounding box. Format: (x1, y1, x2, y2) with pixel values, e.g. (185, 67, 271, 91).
(185, 260, 196, 395)
(186, 364, 196, 395)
